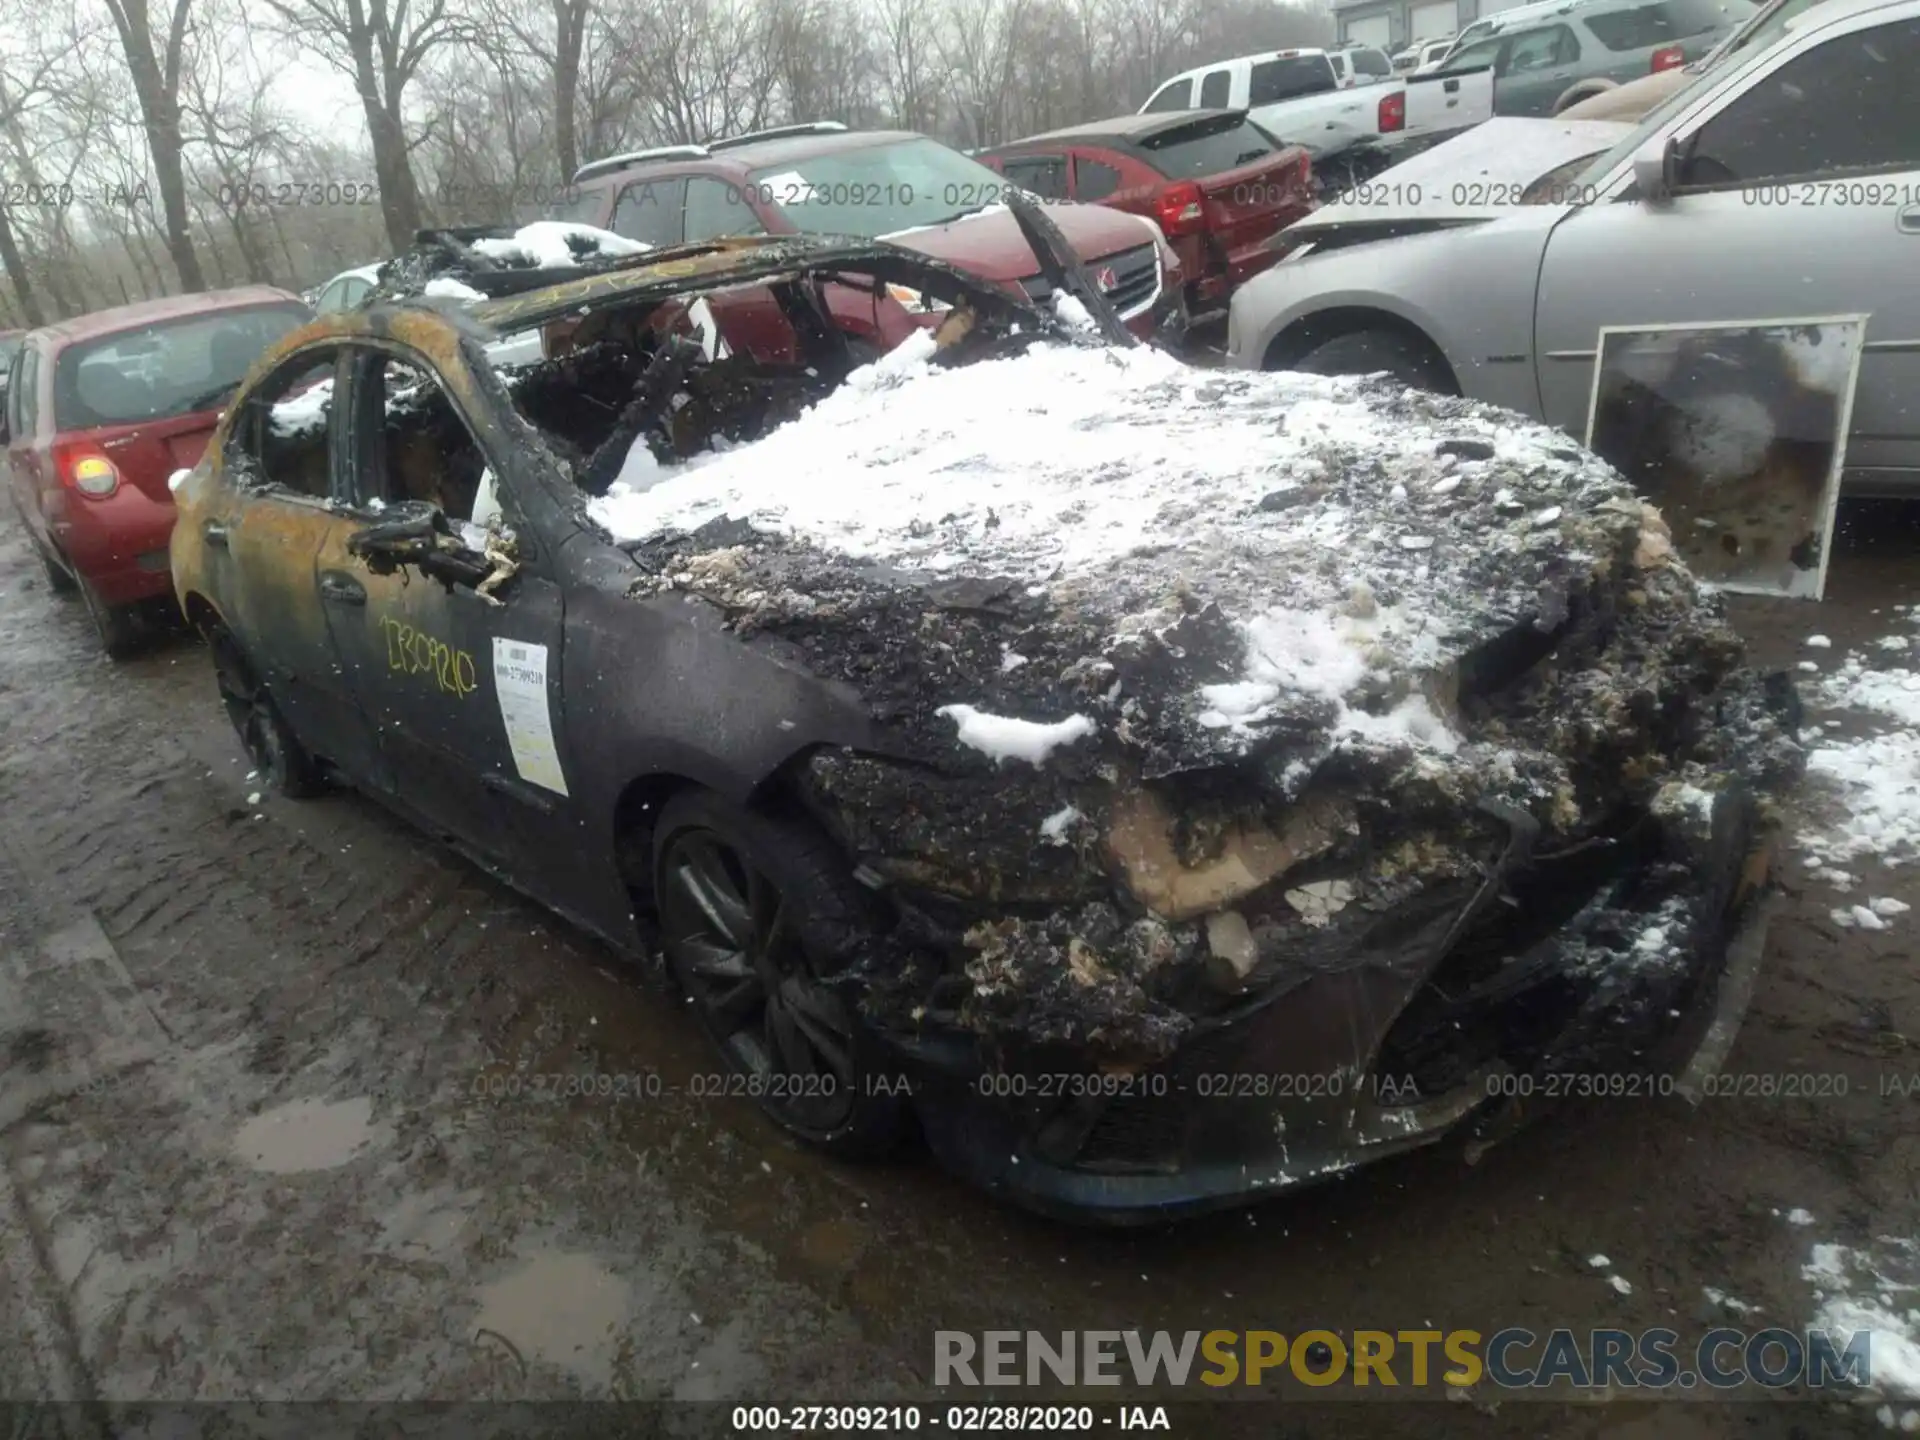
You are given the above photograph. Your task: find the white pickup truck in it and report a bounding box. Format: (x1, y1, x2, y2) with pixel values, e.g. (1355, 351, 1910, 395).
(1140, 47, 1494, 159)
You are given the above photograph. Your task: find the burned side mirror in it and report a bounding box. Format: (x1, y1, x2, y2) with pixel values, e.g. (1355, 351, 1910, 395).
(346, 500, 494, 591)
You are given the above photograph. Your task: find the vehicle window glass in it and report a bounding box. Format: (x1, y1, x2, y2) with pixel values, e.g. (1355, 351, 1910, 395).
(1584, 0, 1727, 49)
(1727, 0, 1825, 55)
(546, 184, 605, 225)
(1138, 114, 1276, 178)
(237, 350, 339, 499)
(683, 177, 767, 242)
(363, 358, 493, 528)
(1199, 68, 1233, 106)
(1143, 78, 1194, 112)
(1679, 16, 1920, 185)
(1351, 48, 1393, 76)
(1328, 54, 1351, 80)
(747, 137, 1025, 237)
(316, 280, 346, 314)
(1249, 55, 1337, 104)
(1440, 35, 1504, 71)
(1075, 157, 1123, 201)
(611, 179, 685, 247)
(53, 302, 311, 431)
(1001, 155, 1070, 200)
(343, 278, 372, 308)
(1501, 25, 1579, 73)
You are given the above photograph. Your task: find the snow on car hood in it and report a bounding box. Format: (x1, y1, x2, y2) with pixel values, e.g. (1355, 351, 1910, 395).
(591, 333, 1709, 781)
(1289, 117, 1633, 237)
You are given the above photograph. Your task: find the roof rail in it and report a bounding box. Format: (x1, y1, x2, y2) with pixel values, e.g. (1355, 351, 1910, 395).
(571, 145, 710, 183)
(707, 121, 848, 151)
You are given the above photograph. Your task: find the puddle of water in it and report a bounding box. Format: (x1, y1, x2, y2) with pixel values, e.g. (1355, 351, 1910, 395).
(472, 1250, 631, 1388)
(232, 1095, 381, 1173)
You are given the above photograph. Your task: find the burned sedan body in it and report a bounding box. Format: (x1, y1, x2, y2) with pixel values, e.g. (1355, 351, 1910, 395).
(171, 206, 1799, 1223)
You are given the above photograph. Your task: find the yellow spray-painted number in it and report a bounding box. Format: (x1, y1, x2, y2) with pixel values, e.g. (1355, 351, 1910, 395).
(381, 615, 478, 698)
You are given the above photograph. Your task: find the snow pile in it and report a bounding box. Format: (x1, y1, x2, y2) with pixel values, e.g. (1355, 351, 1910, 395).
(1804, 1238, 1920, 1399)
(591, 338, 1646, 768)
(938, 705, 1095, 766)
(471, 221, 650, 269)
(1801, 643, 1920, 867)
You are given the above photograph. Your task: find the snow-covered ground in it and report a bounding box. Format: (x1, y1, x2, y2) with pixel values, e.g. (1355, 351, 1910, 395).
(1798, 607, 1920, 879)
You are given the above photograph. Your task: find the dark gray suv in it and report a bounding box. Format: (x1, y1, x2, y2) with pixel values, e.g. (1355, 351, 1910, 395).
(1433, 0, 1752, 114)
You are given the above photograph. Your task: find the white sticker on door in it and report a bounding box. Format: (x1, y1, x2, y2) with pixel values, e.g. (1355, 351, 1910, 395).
(491, 638, 569, 796)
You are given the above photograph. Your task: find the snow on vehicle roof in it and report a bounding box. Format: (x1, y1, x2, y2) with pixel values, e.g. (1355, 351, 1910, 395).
(591, 335, 1668, 762)
(470, 221, 651, 269)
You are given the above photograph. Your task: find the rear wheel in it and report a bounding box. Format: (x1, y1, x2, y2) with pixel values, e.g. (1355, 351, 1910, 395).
(207, 628, 324, 798)
(36, 541, 78, 596)
(76, 575, 143, 658)
(652, 789, 908, 1157)
(1294, 328, 1455, 393)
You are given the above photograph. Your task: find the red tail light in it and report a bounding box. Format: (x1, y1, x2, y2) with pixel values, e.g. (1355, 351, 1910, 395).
(53, 440, 120, 498)
(1378, 90, 1406, 132)
(1154, 181, 1206, 237)
(1650, 45, 1685, 71)
(1297, 153, 1313, 191)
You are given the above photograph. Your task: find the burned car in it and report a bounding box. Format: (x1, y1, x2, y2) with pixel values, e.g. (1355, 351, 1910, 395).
(171, 201, 1799, 1223)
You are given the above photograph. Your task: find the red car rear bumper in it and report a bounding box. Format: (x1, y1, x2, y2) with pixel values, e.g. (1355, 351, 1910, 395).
(54, 486, 177, 606)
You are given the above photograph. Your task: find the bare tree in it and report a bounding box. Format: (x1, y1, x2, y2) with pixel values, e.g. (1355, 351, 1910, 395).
(260, 0, 471, 248)
(99, 0, 210, 289)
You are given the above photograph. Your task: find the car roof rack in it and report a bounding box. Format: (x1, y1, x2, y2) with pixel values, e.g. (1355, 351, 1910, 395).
(571, 145, 710, 183)
(706, 121, 847, 151)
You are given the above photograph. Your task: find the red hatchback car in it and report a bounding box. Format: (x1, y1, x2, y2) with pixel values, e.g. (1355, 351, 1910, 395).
(977, 109, 1315, 320)
(3, 287, 312, 655)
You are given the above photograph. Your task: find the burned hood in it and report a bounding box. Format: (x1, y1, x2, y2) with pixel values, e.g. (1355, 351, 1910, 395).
(594, 334, 1695, 784)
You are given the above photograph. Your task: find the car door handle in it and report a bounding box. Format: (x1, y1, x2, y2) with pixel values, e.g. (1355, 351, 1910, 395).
(203, 521, 229, 548)
(319, 573, 366, 606)
(1899, 204, 1920, 235)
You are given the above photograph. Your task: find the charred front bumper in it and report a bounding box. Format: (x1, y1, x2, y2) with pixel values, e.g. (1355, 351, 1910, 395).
(818, 761, 1775, 1224)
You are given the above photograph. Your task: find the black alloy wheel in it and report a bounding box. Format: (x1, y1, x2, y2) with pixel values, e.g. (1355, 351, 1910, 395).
(208, 629, 323, 798)
(651, 790, 907, 1155)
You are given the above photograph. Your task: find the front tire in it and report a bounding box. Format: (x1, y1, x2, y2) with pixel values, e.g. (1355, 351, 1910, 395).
(1294, 328, 1454, 393)
(207, 628, 324, 798)
(652, 788, 908, 1158)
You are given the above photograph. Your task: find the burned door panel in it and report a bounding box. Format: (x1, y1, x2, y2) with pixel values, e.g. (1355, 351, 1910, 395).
(323, 346, 584, 895)
(219, 350, 383, 780)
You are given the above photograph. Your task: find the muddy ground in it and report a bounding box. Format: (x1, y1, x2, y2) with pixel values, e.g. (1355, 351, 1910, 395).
(1, 494, 1916, 1440)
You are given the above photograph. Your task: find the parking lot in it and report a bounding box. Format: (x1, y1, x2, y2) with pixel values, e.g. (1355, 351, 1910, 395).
(3, 450, 1917, 1434)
